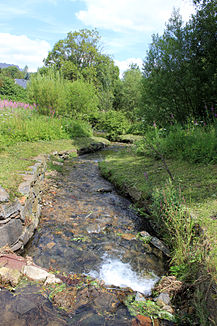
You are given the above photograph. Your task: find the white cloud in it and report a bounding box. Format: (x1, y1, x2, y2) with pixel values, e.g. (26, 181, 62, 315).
(0, 33, 51, 72)
(76, 0, 195, 33)
(115, 58, 143, 77)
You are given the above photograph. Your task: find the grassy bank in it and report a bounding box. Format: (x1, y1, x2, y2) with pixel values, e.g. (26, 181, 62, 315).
(0, 137, 109, 197)
(99, 145, 217, 324)
(0, 99, 109, 196)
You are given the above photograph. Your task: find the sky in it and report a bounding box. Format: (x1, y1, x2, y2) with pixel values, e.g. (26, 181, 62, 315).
(0, 0, 195, 75)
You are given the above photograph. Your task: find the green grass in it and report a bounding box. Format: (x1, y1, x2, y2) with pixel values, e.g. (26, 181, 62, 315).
(99, 147, 217, 280)
(0, 136, 109, 196)
(135, 123, 217, 164)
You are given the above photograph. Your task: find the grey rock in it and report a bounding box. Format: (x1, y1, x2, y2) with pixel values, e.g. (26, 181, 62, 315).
(44, 274, 62, 285)
(0, 200, 21, 219)
(96, 187, 113, 193)
(0, 186, 9, 203)
(15, 297, 37, 314)
(18, 181, 31, 195)
(20, 225, 35, 246)
(22, 265, 50, 281)
(52, 161, 64, 166)
(156, 292, 171, 306)
(135, 292, 146, 302)
(0, 219, 23, 247)
(0, 267, 22, 286)
(150, 237, 171, 257)
(10, 240, 24, 252)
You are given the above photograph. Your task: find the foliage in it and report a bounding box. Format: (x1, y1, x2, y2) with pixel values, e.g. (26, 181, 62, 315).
(135, 123, 217, 164)
(0, 108, 68, 146)
(0, 76, 28, 102)
(94, 110, 130, 140)
(66, 80, 99, 116)
(62, 118, 93, 137)
(44, 29, 120, 98)
(141, 1, 217, 125)
(99, 145, 216, 281)
(27, 69, 67, 116)
(0, 104, 94, 150)
(150, 181, 200, 279)
(117, 64, 143, 120)
(28, 70, 99, 118)
(124, 295, 175, 321)
(44, 29, 120, 111)
(0, 66, 23, 79)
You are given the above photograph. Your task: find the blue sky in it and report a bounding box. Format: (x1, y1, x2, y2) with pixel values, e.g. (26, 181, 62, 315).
(0, 0, 195, 74)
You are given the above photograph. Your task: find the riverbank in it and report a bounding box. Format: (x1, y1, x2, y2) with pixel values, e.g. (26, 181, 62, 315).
(0, 143, 175, 326)
(0, 136, 110, 198)
(99, 144, 217, 325)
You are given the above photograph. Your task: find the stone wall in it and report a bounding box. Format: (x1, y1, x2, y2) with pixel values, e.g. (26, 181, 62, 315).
(0, 155, 47, 251)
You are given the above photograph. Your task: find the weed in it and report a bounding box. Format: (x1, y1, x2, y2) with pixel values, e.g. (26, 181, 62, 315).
(48, 283, 67, 300)
(136, 232, 152, 244)
(124, 295, 175, 321)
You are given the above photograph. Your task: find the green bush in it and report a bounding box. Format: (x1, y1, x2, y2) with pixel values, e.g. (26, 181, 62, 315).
(127, 121, 146, 135)
(95, 110, 130, 140)
(62, 119, 93, 137)
(66, 80, 99, 117)
(27, 71, 99, 118)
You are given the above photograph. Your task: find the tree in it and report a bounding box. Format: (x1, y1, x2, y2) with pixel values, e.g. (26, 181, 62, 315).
(44, 29, 120, 111)
(140, 2, 217, 125)
(141, 10, 194, 124)
(120, 64, 143, 120)
(187, 0, 217, 115)
(0, 66, 23, 79)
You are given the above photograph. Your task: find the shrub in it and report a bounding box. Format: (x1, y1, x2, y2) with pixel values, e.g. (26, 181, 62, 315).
(27, 70, 67, 116)
(62, 119, 93, 138)
(127, 121, 146, 135)
(65, 80, 99, 117)
(95, 110, 130, 140)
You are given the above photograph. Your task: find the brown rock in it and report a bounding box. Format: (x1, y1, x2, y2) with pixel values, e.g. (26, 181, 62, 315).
(136, 315, 152, 326)
(121, 233, 136, 240)
(132, 319, 139, 326)
(0, 254, 26, 271)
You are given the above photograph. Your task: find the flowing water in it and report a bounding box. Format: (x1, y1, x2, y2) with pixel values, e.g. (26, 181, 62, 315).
(1, 145, 167, 325)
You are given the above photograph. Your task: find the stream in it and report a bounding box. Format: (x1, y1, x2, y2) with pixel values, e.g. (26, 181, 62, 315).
(0, 145, 167, 325)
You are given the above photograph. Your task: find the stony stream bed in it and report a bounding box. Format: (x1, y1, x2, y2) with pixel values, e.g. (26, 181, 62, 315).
(0, 146, 170, 325)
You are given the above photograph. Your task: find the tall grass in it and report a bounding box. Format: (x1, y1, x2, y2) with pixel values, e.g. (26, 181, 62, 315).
(27, 70, 99, 118)
(0, 102, 93, 151)
(135, 122, 217, 164)
(151, 181, 201, 280)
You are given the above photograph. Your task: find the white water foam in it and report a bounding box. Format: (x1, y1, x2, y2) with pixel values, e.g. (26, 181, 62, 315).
(89, 256, 158, 296)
